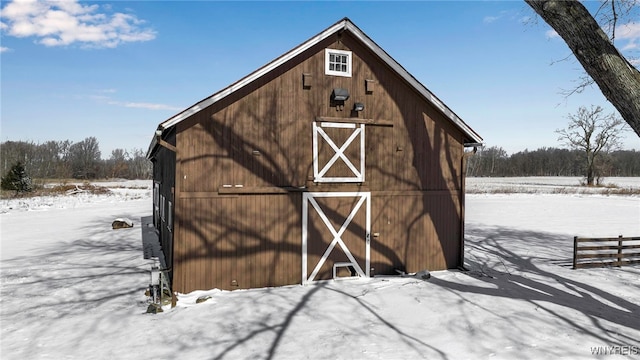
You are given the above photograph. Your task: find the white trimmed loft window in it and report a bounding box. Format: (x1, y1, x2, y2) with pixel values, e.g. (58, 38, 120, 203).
(313, 121, 365, 183)
(325, 49, 352, 77)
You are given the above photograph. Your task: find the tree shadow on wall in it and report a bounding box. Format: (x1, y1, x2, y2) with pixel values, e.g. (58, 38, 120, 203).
(176, 88, 415, 289)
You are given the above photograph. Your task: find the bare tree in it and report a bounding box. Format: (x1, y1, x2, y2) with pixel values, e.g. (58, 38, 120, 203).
(1, 140, 154, 180)
(56, 140, 73, 178)
(525, 0, 640, 137)
(108, 148, 130, 178)
(128, 148, 152, 179)
(556, 105, 627, 185)
(68, 137, 102, 179)
(466, 146, 509, 176)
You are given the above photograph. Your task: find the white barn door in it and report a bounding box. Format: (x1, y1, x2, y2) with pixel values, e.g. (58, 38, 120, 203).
(302, 192, 371, 284)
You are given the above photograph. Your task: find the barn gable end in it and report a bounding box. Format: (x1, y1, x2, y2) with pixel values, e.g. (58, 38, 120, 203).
(147, 18, 483, 293)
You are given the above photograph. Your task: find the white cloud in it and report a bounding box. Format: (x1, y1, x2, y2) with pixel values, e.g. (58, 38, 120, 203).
(0, 46, 11, 52)
(78, 88, 182, 111)
(519, 16, 532, 24)
(116, 101, 182, 112)
(0, 0, 155, 48)
(616, 22, 640, 39)
(545, 29, 560, 39)
(616, 22, 640, 51)
(621, 41, 637, 51)
(87, 91, 181, 111)
(483, 15, 500, 24)
(483, 10, 525, 25)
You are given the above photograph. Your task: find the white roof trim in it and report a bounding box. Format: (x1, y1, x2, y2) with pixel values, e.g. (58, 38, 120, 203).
(150, 18, 482, 156)
(343, 21, 482, 143)
(158, 20, 346, 131)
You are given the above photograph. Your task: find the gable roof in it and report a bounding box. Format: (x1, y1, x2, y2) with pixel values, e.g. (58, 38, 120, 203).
(148, 17, 482, 157)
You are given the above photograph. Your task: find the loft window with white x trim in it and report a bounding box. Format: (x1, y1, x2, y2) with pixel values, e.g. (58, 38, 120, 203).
(313, 121, 365, 183)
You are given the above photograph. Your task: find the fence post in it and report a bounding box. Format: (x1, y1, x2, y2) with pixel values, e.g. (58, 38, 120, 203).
(573, 236, 578, 270)
(617, 235, 623, 267)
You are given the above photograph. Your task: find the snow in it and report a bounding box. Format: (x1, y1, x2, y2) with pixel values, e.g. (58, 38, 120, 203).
(467, 176, 640, 195)
(1, 178, 639, 359)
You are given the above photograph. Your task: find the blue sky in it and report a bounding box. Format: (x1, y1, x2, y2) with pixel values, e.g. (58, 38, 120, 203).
(1, 1, 639, 159)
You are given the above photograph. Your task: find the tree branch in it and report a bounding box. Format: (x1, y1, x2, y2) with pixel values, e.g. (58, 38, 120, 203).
(525, 0, 640, 137)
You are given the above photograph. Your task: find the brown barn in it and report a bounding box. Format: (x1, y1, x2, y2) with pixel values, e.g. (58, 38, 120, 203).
(146, 18, 483, 294)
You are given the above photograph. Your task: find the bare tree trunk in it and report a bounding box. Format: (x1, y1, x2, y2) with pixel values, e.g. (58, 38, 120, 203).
(586, 157, 595, 186)
(525, 0, 640, 137)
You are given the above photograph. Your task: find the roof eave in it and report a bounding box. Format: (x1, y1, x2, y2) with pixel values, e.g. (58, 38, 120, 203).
(151, 17, 482, 145)
(156, 19, 348, 132)
(343, 21, 483, 144)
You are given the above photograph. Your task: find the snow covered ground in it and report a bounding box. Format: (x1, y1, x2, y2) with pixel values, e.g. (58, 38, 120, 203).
(467, 176, 640, 195)
(1, 177, 639, 359)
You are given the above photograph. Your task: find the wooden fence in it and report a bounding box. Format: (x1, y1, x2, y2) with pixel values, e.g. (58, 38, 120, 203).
(573, 235, 640, 269)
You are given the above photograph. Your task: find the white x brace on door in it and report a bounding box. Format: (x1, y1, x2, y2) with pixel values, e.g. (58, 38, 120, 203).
(302, 192, 371, 285)
(313, 122, 365, 182)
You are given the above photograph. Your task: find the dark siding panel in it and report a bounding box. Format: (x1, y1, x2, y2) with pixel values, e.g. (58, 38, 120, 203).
(151, 128, 176, 284)
(170, 31, 467, 292)
(370, 192, 461, 275)
(177, 32, 467, 195)
(173, 194, 302, 293)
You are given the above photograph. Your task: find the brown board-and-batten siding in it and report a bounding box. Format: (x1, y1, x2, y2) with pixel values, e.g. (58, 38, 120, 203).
(174, 194, 302, 291)
(150, 19, 481, 293)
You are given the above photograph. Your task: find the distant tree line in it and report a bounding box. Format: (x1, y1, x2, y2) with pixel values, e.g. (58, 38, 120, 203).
(2, 138, 637, 181)
(467, 146, 640, 179)
(0, 137, 151, 180)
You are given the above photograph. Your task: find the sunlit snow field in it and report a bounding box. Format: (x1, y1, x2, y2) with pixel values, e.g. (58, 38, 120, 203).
(1, 177, 639, 359)
(467, 176, 640, 194)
